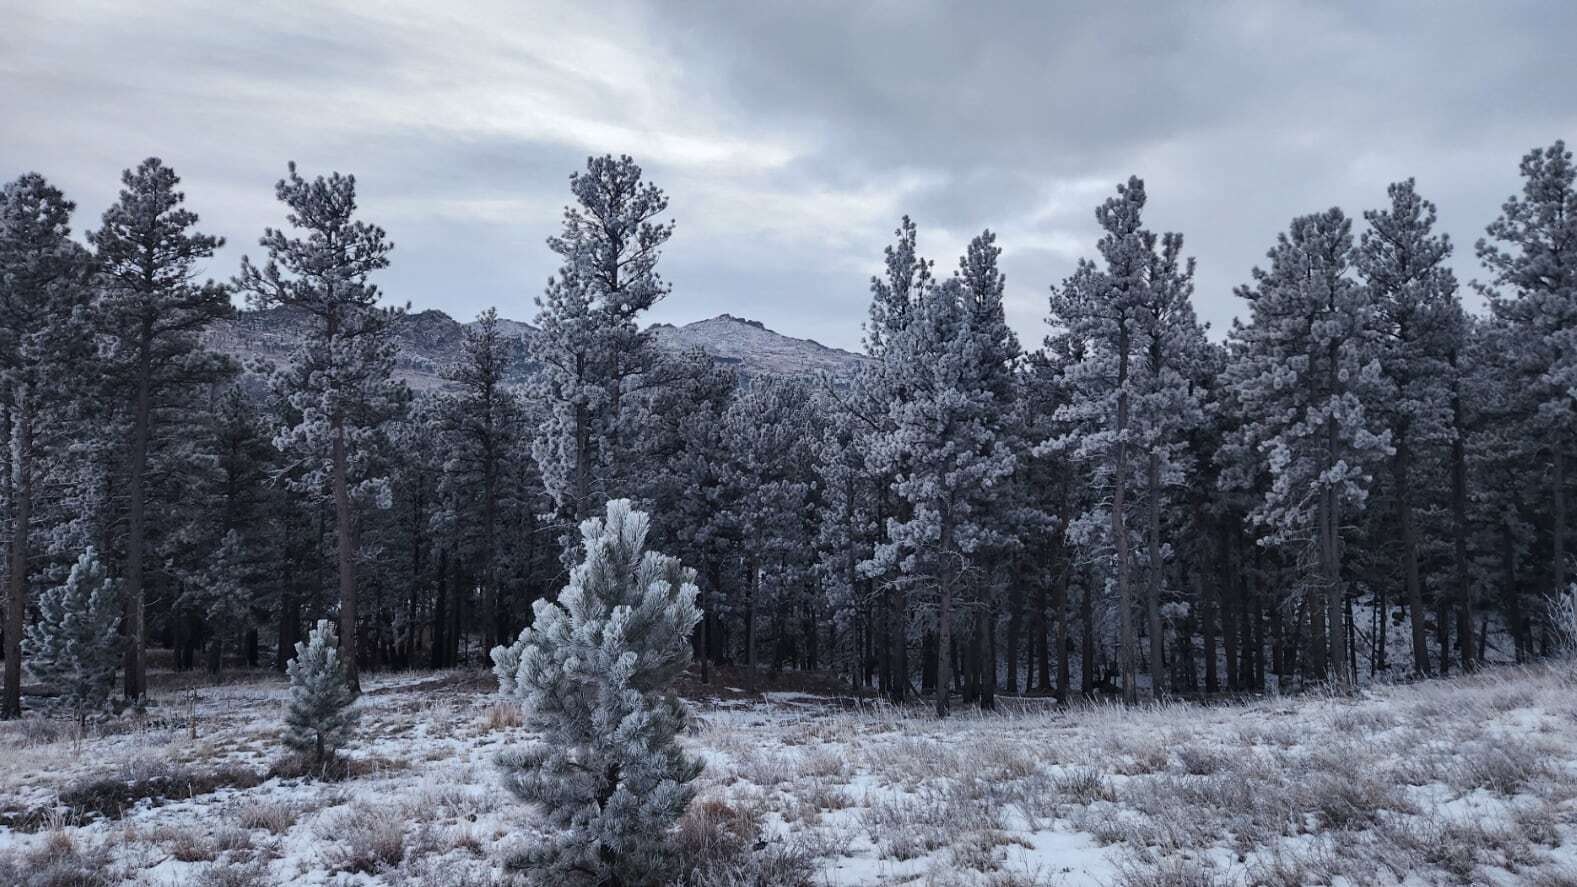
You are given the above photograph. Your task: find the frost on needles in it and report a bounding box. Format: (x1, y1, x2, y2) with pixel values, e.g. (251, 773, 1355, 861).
(283, 619, 359, 772)
(491, 498, 704, 886)
(23, 548, 121, 727)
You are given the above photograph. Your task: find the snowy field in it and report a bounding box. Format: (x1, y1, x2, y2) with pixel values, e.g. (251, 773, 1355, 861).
(4, 667, 1577, 886)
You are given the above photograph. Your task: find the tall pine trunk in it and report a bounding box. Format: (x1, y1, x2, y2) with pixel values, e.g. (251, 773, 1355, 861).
(482, 449, 499, 655)
(332, 418, 359, 692)
(1395, 432, 1431, 675)
(1324, 342, 1350, 689)
(123, 325, 153, 701)
(1080, 567, 1095, 698)
(1053, 559, 1070, 701)
(1553, 444, 1567, 613)
(935, 574, 952, 717)
(1113, 329, 1137, 703)
(2, 389, 31, 719)
(1145, 453, 1165, 698)
(1451, 371, 1475, 670)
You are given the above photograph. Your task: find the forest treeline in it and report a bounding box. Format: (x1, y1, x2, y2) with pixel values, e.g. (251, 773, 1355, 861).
(1, 141, 1575, 719)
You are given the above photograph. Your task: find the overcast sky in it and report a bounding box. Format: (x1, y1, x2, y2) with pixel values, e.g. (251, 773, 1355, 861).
(3, 1, 1574, 351)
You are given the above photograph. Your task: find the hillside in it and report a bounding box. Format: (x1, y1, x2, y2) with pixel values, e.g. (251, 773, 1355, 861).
(647, 313, 867, 379)
(204, 308, 865, 390)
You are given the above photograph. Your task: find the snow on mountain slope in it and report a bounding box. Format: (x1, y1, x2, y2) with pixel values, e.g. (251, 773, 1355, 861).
(647, 313, 868, 380)
(205, 308, 866, 390)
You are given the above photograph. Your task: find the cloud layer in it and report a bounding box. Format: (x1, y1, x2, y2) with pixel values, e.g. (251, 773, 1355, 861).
(3, 0, 1574, 349)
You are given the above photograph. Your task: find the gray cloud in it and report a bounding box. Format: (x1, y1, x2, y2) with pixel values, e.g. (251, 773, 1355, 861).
(2, 0, 1573, 350)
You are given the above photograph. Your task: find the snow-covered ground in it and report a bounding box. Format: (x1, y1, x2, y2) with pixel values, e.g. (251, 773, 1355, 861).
(3, 666, 1577, 886)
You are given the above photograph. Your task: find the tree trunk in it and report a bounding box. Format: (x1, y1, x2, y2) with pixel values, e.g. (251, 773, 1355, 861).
(936, 576, 952, 718)
(332, 419, 360, 692)
(431, 547, 449, 669)
(1321, 486, 1348, 687)
(123, 325, 153, 701)
(1053, 561, 1070, 701)
(1323, 391, 1350, 688)
(3, 390, 32, 719)
(1503, 520, 1525, 663)
(482, 452, 499, 656)
(1005, 583, 1022, 695)
(981, 609, 997, 710)
(1452, 391, 1475, 671)
(1221, 531, 1239, 692)
(1395, 434, 1431, 675)
(892, 583, 908, 703)
(1145, 453, 1165, 698)
(574, 400, 592, 521)
(1080, 567, 1095, 698)
(1202, 561, 1218, 695)
(1113, 329, 1137, 703)
(1554, 445, 1567, 613)
(744, 554, 758, 683)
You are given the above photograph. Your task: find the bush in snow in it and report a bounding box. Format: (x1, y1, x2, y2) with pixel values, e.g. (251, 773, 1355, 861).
(491, 498, 704, 885)
(23, 547, 121, 726)
(1548, 585, 1577, 659)
(283, 619, 359, 772)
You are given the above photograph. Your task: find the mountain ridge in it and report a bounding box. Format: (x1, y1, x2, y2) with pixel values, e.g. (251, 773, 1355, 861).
(203, 307, 867, 391)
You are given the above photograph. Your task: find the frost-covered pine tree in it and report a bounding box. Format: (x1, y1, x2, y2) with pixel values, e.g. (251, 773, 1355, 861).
(23, 548, 120, 727)
(437, 308, 527, 652)
(491, 499, 703, 885)
(1, 173, 94, 719)
(864, 242, 1017, 717)
(201, 530, 252, 674)
(237, 163, 408, 692)
(840, 216, 937, 703)
(530, 156, 672, 524)
(283, 619, 359, 770)
(1222, 208, 1391, 688)
(89, 158, 235, 701)
(1357, 178, 1461, 676)
(719, 376, 820, 678)
(1477, 141, 1577, 610)
(1130, 222, 1207, 698)
(1043, 177, 1174, 703)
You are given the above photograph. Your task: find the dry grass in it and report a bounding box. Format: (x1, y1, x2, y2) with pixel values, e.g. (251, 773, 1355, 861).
(229, 798, 299, 835)
(0, 827, 117, 887)
(672, 796, 818, 887)
(480, 701, 524, 732)
(319, 802, 409, 874)
(6, 663, 1577, 886)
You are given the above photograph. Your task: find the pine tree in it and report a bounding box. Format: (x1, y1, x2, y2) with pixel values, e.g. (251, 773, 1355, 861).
(1357, 178, 1461, 675)
(838, 216, 938, 703)
(283, 618, 359, 770)
(491, 499, 702, 885)
(237, 162, 408, 692)
(621, 348, 737, 681)
(1, 173, 93, 719)
(1222, 208, 1391, 688)
(719, 377, 820, 678)
(1044, 177, 1172, 702)
(89, 157, 235, 701)
(530, 155, 673, 524)
(438, 308, 526, 652)
(199, 530, 251, 674)
(1130, 223, 1207, 698)
(1477, 141, 1577, 614)
(23, 548, 120, 727)
(865, 244, 1017, 716)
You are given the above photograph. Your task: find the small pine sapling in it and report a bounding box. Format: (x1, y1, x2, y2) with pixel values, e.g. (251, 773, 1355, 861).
(23, 548, 121, 728)
(283, 619, 359, 773)
(492, 499, 704, 886)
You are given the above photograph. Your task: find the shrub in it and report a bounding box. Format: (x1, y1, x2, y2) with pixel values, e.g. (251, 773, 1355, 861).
(282, 620, 359, 773)
(491, 500, 704, 885)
